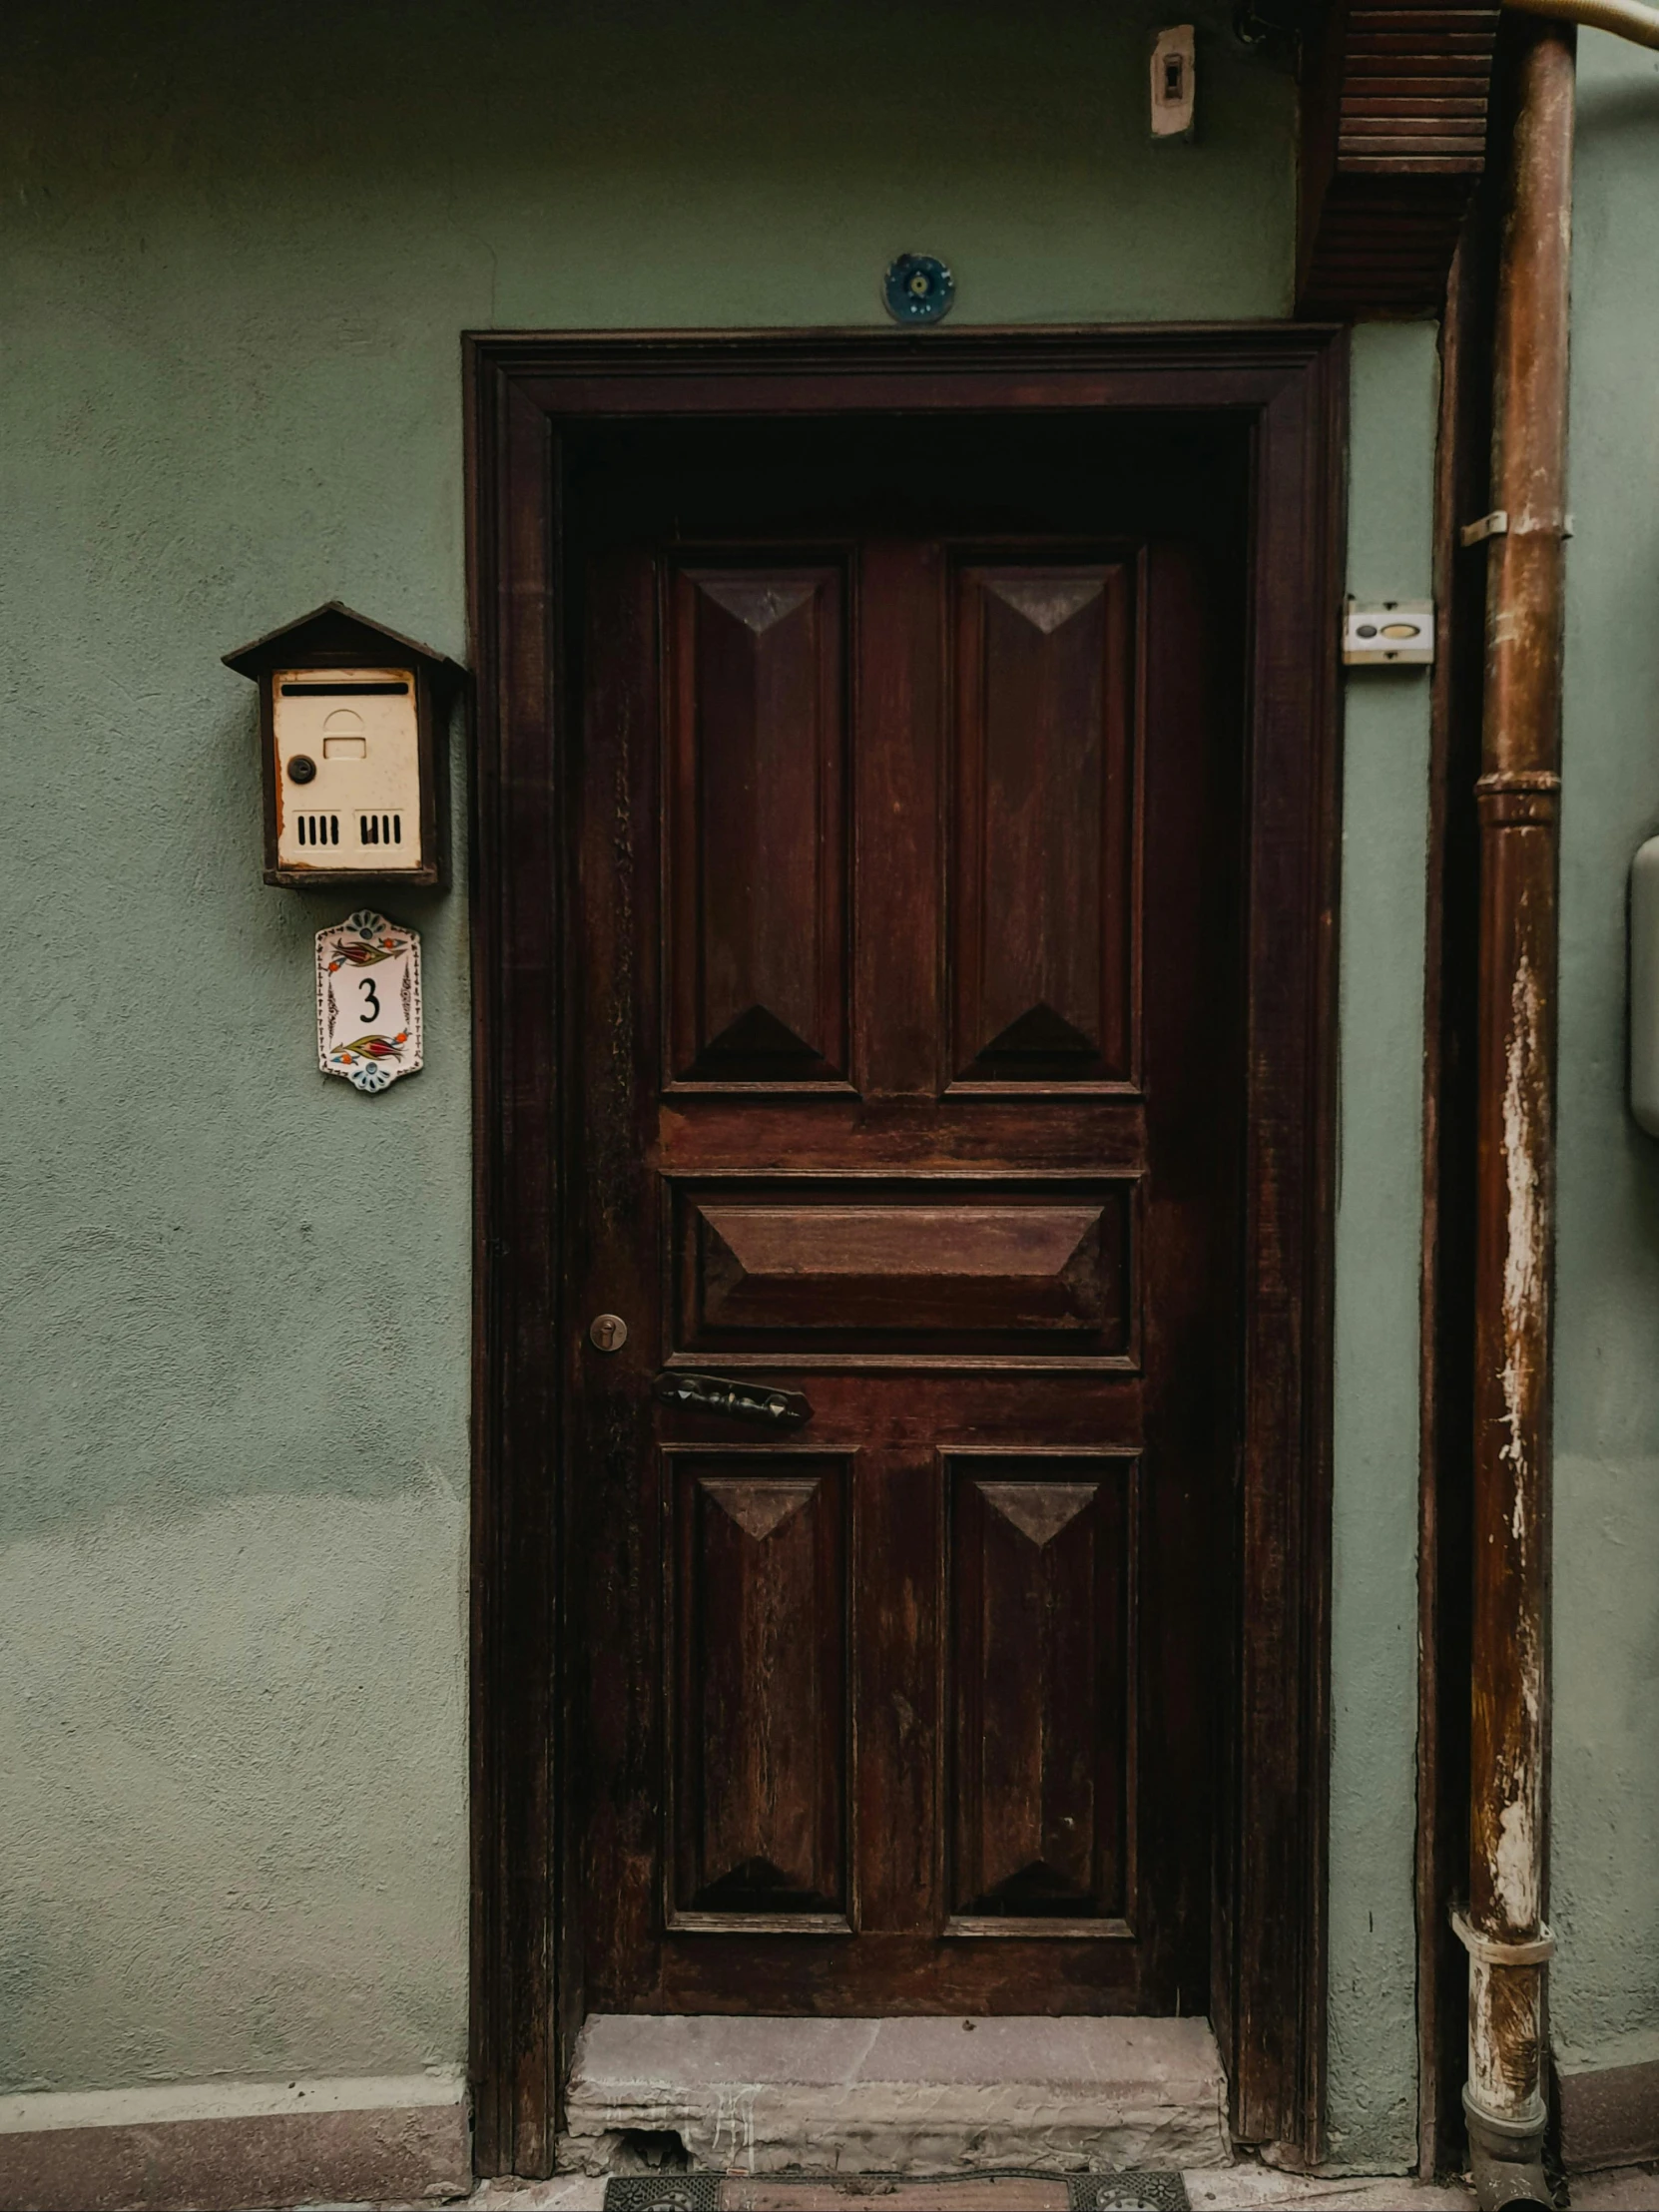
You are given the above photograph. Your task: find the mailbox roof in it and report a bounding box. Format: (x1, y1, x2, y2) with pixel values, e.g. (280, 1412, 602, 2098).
(224, 600, 463, 686)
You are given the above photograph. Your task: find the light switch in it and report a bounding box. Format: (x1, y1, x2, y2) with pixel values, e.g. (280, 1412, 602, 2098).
(1151, 27, 1196, 140)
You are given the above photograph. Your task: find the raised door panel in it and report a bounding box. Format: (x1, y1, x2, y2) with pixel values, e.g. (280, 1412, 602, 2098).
(666, 565, 849, 1085)
(946, 1454, 1136, 1933)
(951, 561, 1137, 1088)
(669, 1178, 1137, 1365)
(667, 1452, 851, 1930)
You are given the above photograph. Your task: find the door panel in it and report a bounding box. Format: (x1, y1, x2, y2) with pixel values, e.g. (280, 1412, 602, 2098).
(946, 1452, 1134, 1933)
(666, 564, 849, 1086)
(951, 561, 1136, 1088)
(669, 1178, 1135, 1361)
(667, 1450, 851, 1931)
(567, 417, 1243, 2018)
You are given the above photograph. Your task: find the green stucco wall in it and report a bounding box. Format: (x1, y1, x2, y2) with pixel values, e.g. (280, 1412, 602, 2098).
(1327, 321, 1438, 2172)
(1550, 28, 1659, 2083)
(3, 0, 1436, 2169)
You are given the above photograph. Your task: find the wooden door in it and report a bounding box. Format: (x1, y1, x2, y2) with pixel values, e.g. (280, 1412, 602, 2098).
(566, 416, 1244, 2018)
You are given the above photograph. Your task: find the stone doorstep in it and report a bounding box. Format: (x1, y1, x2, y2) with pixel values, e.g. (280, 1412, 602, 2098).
(561, 2015, 1231, 2179)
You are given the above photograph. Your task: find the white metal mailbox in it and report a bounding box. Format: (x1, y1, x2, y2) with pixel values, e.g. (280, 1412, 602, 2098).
(225, 602, 461, 888)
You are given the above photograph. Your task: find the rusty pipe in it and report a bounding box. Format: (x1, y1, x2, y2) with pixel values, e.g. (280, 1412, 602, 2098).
(1506, 0, 1659, 51)
(1461, 20, 1575, 2211)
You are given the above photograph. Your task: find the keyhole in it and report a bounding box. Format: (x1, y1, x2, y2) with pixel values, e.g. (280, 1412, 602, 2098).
(589, 1313, 628, 1353)
(1164, 54, 1184, 100)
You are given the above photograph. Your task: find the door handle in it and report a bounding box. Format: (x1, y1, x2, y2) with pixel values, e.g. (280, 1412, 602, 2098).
(652, 1372, 813, 1429)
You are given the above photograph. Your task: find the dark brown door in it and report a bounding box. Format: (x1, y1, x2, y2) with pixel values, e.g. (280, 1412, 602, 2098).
(566, 416, 1244, 2018)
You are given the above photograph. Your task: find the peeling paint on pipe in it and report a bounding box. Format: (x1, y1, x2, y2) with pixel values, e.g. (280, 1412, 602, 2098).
(1463, 19, 1576, 2209)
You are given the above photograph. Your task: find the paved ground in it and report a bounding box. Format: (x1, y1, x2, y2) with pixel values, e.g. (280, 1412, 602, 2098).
(433, 2164, 1659, 2210)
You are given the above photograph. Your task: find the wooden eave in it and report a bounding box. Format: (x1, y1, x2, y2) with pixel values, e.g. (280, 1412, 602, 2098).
(1298, 2, 1502, 315)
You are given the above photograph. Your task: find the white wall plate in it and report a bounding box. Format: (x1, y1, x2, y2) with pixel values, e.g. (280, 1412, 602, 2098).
(1344, 598, 1434, 665)
(316, 910, 423, 1094)
(1151, 26, 1196, 140)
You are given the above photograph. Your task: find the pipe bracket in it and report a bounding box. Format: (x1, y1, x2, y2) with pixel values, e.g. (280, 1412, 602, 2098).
(1462, 510, 1509, 545)
(1452, 1907, 1557, 1966)
(1460, 508, 1573, 545)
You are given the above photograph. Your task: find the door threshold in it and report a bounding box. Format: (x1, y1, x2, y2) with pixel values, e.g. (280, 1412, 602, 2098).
(560, 2014, 1229, 2180)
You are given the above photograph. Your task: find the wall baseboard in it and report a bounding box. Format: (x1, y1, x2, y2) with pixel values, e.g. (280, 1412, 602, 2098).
(0, 2073, 470, 2212)
(1557, 2052, 1659, 2174)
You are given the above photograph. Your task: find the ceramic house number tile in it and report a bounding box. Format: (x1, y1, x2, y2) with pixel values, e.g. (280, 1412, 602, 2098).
(316, 910, 422, 1093)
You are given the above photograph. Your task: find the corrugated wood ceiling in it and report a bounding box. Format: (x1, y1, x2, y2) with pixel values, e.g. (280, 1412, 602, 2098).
(1299, 3, 1502, 313)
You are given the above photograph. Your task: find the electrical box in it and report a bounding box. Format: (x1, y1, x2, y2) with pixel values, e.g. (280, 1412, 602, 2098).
(224, 602, 462, 887)
(1632, 836, 1659, 1135)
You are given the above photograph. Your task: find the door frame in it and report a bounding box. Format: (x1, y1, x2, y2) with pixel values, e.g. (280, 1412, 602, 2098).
(465, 326, 1347, 2176)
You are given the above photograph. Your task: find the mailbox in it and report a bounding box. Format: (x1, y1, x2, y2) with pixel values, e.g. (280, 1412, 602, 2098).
(224, 602, 461, 887)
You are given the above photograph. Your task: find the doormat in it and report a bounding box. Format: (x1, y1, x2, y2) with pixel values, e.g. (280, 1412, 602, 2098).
(602, 2172, 1191, 2212)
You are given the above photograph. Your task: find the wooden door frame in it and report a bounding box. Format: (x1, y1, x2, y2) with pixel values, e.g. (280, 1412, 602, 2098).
(464, 325, 1347, 2177)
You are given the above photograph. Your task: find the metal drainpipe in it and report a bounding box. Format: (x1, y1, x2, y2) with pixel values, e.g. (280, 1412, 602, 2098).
(1506, 0, 1659, 48)
(1460, 18, 1575, 2209)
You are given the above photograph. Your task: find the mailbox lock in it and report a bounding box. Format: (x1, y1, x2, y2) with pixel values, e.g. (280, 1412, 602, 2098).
(287, 755, 317, 784)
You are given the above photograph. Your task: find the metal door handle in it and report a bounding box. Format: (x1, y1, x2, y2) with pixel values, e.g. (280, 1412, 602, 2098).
(652, 1372, 813, 1429)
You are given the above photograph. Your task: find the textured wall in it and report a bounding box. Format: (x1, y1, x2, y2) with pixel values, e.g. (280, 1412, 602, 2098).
(0, 0, 482, 2082)
(0, 0, 1433, 2160)
(1549, 30, 1659, 2082)
(1326, 322, 1439, 2172)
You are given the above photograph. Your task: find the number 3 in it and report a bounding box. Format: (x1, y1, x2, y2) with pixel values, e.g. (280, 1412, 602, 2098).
(359, 977, 380, 1021)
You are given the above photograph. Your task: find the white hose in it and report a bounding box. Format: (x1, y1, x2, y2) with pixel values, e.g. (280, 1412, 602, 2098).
(1506, 0, 1659, 51)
